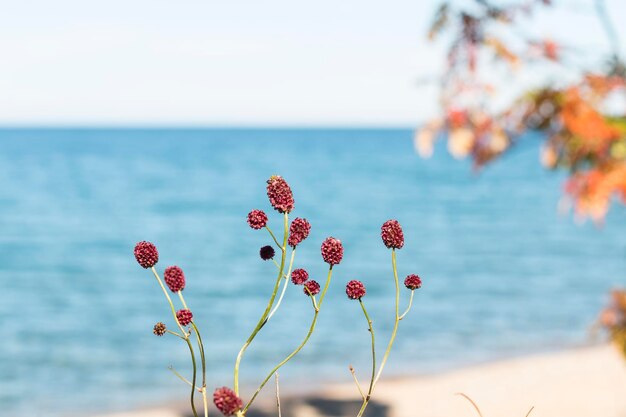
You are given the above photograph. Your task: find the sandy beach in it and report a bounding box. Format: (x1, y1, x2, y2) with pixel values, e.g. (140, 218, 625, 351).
(92, 344, 626, 417)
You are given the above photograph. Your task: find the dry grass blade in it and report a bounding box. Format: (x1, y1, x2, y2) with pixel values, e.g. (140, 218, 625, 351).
(455, 393, 483, 417)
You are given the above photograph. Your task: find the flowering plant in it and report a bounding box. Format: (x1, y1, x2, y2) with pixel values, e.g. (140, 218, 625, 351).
(133, 175, 422, 416)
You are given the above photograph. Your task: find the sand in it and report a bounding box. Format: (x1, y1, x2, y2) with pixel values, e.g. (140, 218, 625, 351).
(92, 344, 626, 417)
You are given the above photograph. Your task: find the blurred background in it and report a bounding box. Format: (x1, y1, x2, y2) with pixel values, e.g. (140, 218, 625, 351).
(1, 1, 626, 417)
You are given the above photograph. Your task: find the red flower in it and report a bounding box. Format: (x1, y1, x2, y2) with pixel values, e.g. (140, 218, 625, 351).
(267, 175, 295, 213)
(288, 218, 311, 248)
(381, 220, 404, 249)
(321, 237, 343, 265)
(404, 274, 422, 290)
(164, 266, 186, 292)
(213, 387, 243, 416)
(345, 280, 366, 300)
(303, 280, 321, 296)
(247, 209, 268, 230)
(291, 268, 309, 285)
(134, 241, 159, 268)
(176, 309, 193, 326)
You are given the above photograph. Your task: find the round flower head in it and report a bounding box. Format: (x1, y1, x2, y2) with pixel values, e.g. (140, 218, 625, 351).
(404, 274, 422, 290)
(259, 245, 275, 261)
(164, 265, 185, 292)
(321, 237, 343, 265)
(176, 309, 193, 326)
(134, 241, 159, 268)
(290, 268, 309, 285)
(288, 217, 311, 248)
(381, 220, 404, 249)
(247, 209, 268, 230)
(213, 386, 243, 416)
(345, 280, 366, 300)
(303, 280, 321, 296)
(153, 322, 167, 336)
(266, 175, 294, 213)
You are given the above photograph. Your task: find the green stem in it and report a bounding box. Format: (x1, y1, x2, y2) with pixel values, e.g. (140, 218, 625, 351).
(184, 337, 200, 417)
(360, 299, 376, 399)
(355, 299, 376, 417)
(243, 266, 333, 413)
(372, 249, 400, 386)
(399, 290, 415, 320)
(265, 249, 296, 325)
(358, 249, 400, 417)
(266, 225, 282, 249)
(234, 213, 289, 395)
(151, 267, 186, 334)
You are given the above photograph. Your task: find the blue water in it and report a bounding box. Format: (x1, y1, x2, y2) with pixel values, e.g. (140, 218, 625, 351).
(0, 129, 625, 416)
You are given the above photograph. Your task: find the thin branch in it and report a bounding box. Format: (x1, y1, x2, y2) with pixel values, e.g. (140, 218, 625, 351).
(275, 372, 282, 417)
(455, 393, 483, 417)
(349, 365, 366, 400)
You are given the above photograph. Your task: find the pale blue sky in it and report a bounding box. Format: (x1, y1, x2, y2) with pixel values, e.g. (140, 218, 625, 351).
(1, 0, 624, 126)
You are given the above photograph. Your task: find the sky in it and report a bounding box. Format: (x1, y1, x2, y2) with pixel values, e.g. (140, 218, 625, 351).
(1, 0, 625, 126)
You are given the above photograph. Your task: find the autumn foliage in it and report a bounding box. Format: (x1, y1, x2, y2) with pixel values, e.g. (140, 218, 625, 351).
(418, 0, 626, 222)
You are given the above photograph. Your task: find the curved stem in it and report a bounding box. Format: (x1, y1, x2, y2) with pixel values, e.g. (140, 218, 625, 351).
(372, 249, 400, 387)
(151, 267, 186, 334)
(399, 290, 415, 320)
(169, 365, 201, 391)
(179, 292, 208, 392)
(234, 213, 289, 395)
(358, 250, 400, 417)
(243, 266, 334, 413)
(265, 249, 296, 325)
(265, 225, 282, 249)
(359, 299, 376, 400)
(185, 337, 200, 417)
(355, 299, 376, 417)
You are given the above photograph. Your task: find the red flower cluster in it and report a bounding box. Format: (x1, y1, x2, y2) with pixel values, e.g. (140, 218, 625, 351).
(321, 237, 343, 265)
(290, 268, 309, 285)
(303, 280, 321, 296)
(213, 386, 243, 416)
(404, 274, 422, 290)
(345, 280, 366, 300)
(247, 209, 268, 230)
(259, 245, 275, 261)
(381, 220, 404, 249)
(176, 309, 193, 326)
(164, 266, 186, 292)
(288, 217, 311, 248)
(134, 241, 159, 268)
(267, 175, 294, 213)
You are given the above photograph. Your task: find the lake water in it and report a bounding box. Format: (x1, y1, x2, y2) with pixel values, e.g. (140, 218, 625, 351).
(0, 128, 624, 416)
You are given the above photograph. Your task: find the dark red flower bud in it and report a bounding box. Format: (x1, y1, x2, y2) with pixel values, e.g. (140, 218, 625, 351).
(288, 217, 311, 248)
(290, 268, 309, 285)
(404, 274, 422, 290)
(303, 280, 320, 296)
(346, 280, 366, 300)
(266, 175, 294, 214)
(153, 322, 167, 336)
(134, 241, 159, 268)
(176, 309, 193, 326)
(259, 245, 275, 261)
(381, 220, 404, 249)
(321, 237, 343, 265)
(247, 209, 268, 230)
(213, 386, 243, 416)
(164, 265, 185, 292)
